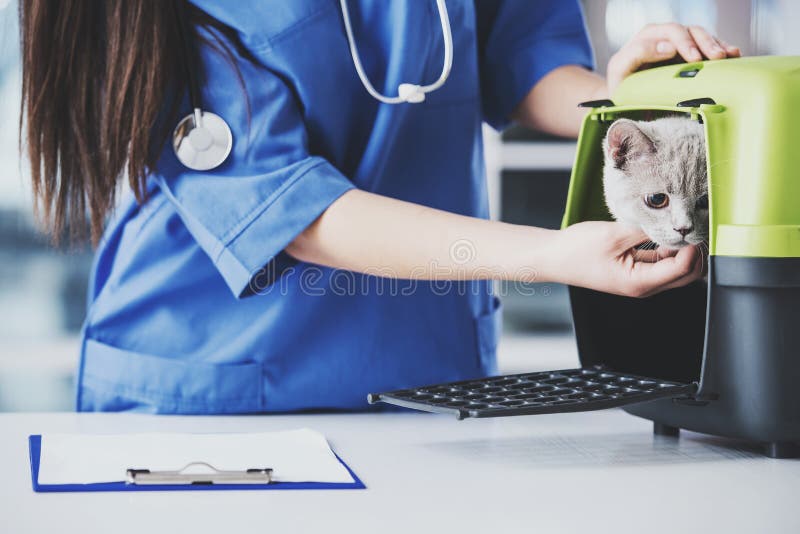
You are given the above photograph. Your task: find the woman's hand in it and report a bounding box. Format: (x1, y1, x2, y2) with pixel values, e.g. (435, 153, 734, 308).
(513, 24, 741, 138)
(544, 221, 704, 298)
(606, 23, 741, 94)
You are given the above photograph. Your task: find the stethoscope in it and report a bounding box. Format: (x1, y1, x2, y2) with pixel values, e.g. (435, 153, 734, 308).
(339, 0, 453, 104)
(172, 0, 454, 171)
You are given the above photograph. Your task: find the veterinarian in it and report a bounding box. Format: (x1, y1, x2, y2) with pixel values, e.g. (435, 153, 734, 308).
(19, 1, 738, 413)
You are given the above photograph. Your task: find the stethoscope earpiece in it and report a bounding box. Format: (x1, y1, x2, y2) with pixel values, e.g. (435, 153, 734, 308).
(173, 108, 233, 171)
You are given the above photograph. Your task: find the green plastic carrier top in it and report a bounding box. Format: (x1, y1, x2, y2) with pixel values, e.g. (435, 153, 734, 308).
(562, 56, 800, 258)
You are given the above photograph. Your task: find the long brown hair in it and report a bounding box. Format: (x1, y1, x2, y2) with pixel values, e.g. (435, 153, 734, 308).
(19, 0, 251, 244)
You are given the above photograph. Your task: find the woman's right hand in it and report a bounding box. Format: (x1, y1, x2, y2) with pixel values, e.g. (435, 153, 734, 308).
(544, 221, 704, 298)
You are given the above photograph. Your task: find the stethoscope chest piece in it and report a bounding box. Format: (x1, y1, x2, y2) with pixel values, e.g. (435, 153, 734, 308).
(173, 108, 233, 171)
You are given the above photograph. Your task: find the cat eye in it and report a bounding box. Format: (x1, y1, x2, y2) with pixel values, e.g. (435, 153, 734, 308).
(696, 194, 709, 210)
(644, 193, 669, 209)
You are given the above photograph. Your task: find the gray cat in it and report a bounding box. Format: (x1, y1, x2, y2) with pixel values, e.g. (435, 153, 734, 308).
(602, 117, 708, 250)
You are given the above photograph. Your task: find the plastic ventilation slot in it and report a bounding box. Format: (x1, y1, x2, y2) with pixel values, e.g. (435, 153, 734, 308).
(369, 368, 697, 420)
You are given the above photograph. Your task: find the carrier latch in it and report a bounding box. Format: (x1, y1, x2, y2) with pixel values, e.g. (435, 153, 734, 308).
(677, 97, 716, 107)
(578, 99, 615, 108)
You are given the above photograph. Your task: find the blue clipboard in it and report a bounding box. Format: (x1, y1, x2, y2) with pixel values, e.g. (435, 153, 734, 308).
(28, 435, 365, 492)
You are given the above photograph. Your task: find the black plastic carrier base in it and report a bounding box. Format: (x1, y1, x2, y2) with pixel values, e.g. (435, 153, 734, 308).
(368, 368, 696, 420)
(369, 258, 800, 459)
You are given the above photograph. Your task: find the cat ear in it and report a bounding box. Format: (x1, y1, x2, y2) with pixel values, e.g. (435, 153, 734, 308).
(605, 119, 655, 170)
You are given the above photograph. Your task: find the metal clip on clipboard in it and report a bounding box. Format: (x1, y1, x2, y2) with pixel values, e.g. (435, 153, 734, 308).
(126, 462, 273, 485)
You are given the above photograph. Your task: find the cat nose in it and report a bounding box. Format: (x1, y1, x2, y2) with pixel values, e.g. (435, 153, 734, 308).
(674, 226, 693, 237)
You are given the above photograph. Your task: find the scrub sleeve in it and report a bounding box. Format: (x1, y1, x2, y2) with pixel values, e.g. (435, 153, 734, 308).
(155, 27, 355, 299)
(475, 0, 594, 129)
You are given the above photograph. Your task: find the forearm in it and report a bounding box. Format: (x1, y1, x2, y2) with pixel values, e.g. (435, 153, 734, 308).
(511, 65, 607, 138)
(286, 189, 558, 283)
(287, 189, 703, 298)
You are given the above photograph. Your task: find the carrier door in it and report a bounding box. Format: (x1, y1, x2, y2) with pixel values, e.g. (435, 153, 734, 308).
(368, 368, 696, 420)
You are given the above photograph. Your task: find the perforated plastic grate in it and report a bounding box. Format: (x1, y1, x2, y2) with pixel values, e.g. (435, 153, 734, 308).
(368, 367, 697, 420)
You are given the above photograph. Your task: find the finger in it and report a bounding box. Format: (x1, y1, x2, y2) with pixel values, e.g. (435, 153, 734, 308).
(711, 35, 733, 58)
(651, 252, 705, 293)
(646, 23, 702, 62)
(632, 246, 680, 263)
(657, 246, 704, 287)
(639, 264, 703, 298)
(658, 268, 703, 292)
(629, 245, 701, 293)
(632, 248, 660, 263)
(610, 222, 651, 250)
(657, 247, 680, 259)
(688, 26, 727, 59)
(612, 38, 676, 76)
(718, 38, 742, 57)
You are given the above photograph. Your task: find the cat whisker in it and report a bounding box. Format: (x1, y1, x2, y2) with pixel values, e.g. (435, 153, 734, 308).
(702, 241, 709, 266)
(707, 158, 731, 171)
(633, 240, 656, 263)
(696, 241, 709, 276)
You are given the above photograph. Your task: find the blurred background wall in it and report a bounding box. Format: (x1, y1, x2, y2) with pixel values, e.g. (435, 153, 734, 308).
(0, 0, 796, 411)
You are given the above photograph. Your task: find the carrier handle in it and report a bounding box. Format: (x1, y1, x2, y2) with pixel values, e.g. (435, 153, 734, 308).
(578, 99, 615, 108)
(677, 97, 716, 107)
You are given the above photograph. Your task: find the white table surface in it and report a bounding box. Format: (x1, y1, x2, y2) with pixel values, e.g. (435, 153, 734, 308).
(2, 410, 798, 534)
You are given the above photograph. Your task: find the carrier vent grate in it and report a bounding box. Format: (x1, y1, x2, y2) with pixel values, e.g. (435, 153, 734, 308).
(369, 368, 697, 420)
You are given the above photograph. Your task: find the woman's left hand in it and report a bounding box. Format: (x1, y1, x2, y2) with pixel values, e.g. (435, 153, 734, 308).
(606, 23, 741, 94)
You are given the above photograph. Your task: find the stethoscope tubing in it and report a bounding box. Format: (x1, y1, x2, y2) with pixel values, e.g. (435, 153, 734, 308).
(172, 0, 202, 117)
(339, 0, 453, 104)
(172, 0, 454, 171)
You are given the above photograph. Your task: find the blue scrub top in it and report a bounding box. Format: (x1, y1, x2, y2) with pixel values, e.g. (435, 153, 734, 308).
(77, 0, 593, 413)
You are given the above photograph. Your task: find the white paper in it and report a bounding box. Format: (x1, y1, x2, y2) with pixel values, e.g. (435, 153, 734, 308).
(37, 428, 354, 485)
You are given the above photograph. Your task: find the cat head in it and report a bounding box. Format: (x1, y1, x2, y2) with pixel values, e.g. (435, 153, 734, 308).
(602, 117, 708, 249)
